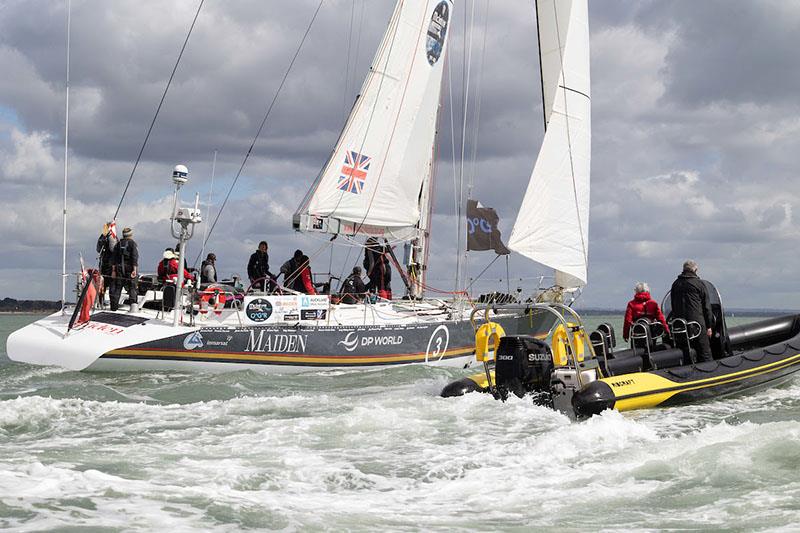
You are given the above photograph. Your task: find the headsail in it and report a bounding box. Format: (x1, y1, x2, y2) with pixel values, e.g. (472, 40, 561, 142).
(294, 0, 452, 241)
(508, 0, 590, 286)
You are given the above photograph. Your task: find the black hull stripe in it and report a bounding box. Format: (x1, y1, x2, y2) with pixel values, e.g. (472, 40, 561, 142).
(99, 351, 470, 367)
(615, 353, 800, 403)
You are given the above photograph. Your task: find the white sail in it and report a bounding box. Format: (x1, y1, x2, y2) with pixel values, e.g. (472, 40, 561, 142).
(294, 0, 452, 240)
(508, 0, 590, 286)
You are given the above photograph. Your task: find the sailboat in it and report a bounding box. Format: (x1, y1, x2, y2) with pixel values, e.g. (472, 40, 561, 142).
(6, 0, 562, 373)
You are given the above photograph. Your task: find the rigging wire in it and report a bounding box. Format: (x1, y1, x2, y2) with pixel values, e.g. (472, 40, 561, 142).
(342, 0, 356, 120)
(455, 0, 477, 298)
(466, 0, 490, 196)
(113, 0, 204, 220)
(465, 254, 499, 292)
(198, 0, 325, 258)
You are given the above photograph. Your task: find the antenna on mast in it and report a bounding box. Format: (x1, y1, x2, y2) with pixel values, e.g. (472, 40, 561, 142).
(61, 0, 71, 314)
(198, 149, 217, 265)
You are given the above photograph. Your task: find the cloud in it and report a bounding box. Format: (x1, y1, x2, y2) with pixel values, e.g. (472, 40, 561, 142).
(1, 0, 800, 310)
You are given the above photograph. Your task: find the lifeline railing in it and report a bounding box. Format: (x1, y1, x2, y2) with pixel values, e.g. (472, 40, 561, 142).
(468, 302, 598, 391)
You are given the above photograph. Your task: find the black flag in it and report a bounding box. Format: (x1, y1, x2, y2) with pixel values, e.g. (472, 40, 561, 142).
(467, 199, 510, 255)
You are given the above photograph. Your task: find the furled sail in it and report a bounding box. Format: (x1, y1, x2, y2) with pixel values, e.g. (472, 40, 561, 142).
(508, 0, 590, 286)
(294, 0, 452, 241)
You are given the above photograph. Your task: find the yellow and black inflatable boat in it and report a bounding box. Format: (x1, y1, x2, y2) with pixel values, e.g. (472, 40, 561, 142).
(442, 292, 800, 418)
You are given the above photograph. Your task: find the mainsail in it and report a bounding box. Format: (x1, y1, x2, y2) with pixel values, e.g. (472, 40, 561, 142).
(508, 0, 591, 286)
(294, 0, 452, 241)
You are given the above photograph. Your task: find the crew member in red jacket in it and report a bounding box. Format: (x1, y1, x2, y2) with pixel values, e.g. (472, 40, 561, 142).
(157, 249, 194, 285)
(623, 282, 670, 341)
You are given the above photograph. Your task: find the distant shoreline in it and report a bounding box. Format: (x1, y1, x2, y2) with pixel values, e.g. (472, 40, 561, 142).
(0, 311, 57, 315)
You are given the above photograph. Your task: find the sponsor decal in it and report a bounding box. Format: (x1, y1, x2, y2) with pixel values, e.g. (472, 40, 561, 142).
(245, 330, 308, 353)
(527, 352, 551, 362)
(84, 322, 125, 335)
(611, 379, 635, 388)
(301, 309, 327, 320)
(426, 2, 450, 65)
(300, 295, 328, 309)
(246, 298, 273, 322)
(425, 325, 450, 362)
(272, 296, 300, 312)
(337, 331, 405, 353)
(205, 335, 233, 347)
(282, 313, 300, 321)
(338, 332, 360, 352)
(183, 331, 204, 350)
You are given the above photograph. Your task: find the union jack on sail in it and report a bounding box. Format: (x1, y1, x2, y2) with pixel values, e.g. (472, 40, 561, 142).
(337, 151, 371, 195)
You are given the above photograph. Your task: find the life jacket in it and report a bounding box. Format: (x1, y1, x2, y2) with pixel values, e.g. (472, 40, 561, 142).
(158, 259, 170, 281)
(116, 238, 136, 274)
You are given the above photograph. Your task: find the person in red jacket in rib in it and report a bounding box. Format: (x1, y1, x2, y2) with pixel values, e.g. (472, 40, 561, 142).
(622, 282, 670, 342)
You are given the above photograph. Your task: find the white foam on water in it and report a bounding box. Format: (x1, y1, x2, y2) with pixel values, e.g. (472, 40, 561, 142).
(1, 374, 800, 529)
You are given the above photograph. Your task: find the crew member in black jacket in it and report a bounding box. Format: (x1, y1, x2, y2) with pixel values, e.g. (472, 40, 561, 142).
(110, 227, 139, 311)
(247, 241, 274, 292)
(670, 259, 714, 362)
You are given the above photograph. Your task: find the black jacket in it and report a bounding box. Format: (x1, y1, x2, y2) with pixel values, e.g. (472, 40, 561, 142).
(670, 271, 714, 328)
(113, 238, 139, 275)
(342, 274, 366, 296)
(96, 233, 117, 272)
(247, 251, 271, 281)
(363, 246, 391, 287)
(280, 258, 308, 294)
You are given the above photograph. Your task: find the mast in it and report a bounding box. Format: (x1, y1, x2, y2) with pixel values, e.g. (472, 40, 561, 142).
(61, 0, 71, 314)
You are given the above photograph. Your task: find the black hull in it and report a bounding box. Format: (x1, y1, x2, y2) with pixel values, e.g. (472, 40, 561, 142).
(97, 311, 555, 370)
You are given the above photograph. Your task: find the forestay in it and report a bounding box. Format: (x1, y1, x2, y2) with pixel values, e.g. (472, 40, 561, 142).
(294, 0, 452, 241)
(508, 0, 591, 286)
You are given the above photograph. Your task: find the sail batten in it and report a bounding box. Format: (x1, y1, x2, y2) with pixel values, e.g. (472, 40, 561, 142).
(295, 0, 452, 240)
(508, 0, 590, 286)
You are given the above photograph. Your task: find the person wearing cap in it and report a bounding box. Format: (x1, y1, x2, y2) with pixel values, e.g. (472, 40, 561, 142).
(670, 259, 715, 362)
(157, 248, 175, 283)
(110, 227, 139, 311)
(340, 266, 366, 304)
(201, 253, 217, 285)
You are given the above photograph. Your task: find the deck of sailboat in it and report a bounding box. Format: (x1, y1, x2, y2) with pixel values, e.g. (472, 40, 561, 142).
(7, 289, 557, 373)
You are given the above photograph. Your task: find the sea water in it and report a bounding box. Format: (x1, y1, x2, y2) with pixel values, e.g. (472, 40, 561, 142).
(2, 314, 800, 530)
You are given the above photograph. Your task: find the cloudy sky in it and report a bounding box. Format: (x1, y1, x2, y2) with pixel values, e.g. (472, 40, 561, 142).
(1, 0, 799, 310)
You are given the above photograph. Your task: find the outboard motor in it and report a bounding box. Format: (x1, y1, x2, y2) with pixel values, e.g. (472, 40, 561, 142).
(495, 336, 554, 403)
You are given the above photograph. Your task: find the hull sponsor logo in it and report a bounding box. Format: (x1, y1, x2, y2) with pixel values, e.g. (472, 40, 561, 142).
(183, 331, 204, 350)
(205, 334, 233, 348)
(246, 299, 273, 322)
(300, 295, 328, 309)
(337, 331, 404, 352)
(84, 322, 124, 335)
(301, 309, 327, 320)
(425, 325, 450, 362)
(245, 330, 308, 353)
(283, 313, 299, 322)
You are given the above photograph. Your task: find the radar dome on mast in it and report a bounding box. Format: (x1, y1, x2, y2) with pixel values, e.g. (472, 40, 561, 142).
(172, 164, 189, 186)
